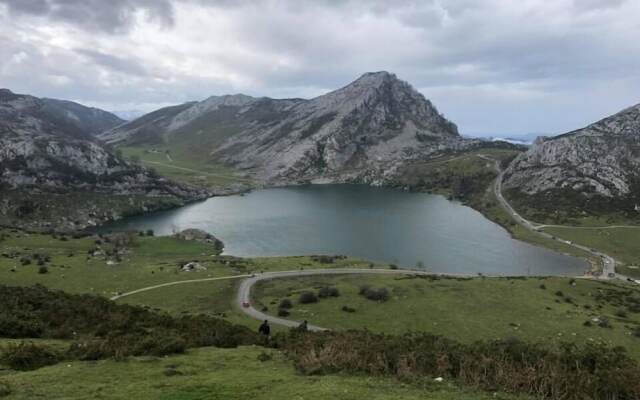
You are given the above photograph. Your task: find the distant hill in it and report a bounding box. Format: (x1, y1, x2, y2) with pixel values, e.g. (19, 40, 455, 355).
(102, 72, 478, 184)
(0, 89, 208, 230)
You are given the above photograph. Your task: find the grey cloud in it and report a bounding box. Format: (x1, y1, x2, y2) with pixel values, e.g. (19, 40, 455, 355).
(1, 0, 640, 136)
(0, 0, 173, 33)
(75, 49, 148, 76)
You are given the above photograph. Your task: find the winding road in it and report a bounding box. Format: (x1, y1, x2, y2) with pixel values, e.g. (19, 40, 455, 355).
(482, 155, 623, 280)
(235, 268, 474, 331)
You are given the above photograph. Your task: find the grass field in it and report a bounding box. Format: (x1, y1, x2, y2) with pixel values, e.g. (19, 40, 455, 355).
(0, 230, 375, 296)
(0, 230, 380, 329)
(541, 226, 640, 278)
(252, 274, 640, 359)
(0, 345, 529, 400)
(119, 145, 252, 189)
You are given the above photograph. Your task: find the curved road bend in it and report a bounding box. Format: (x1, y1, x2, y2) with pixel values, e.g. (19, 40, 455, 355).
(480, 155, 625, 281)
(237, 268, 481, 331)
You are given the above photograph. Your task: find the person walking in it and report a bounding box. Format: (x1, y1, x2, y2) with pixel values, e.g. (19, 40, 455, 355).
(258, 320, 271, 337)
(298, 320, 308, 332)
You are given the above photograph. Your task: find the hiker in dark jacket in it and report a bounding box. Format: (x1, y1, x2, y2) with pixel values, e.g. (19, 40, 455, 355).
(299, 320, 308, 331)
(258, 320, 270, 336)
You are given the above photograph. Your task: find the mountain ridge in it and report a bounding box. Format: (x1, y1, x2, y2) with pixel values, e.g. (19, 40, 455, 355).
(102, 71, 469, 184)
(0, 89, 209, 230)
(503, 102, 640, 214)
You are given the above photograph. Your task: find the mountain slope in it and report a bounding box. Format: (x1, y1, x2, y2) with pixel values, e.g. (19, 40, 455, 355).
(40, 97, 125, 135)
(503, 103, 640, 214)
(102, 72, 470, 184)
(0, 89, 208, 230)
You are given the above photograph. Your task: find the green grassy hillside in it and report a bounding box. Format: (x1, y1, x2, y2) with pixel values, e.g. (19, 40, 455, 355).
(0, 345, 527, 400)
(252, 274, 640, 359)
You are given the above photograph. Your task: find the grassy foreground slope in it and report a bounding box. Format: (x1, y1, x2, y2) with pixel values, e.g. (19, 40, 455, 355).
(0, 345, 526, 400)
(253, 274, 640, 359)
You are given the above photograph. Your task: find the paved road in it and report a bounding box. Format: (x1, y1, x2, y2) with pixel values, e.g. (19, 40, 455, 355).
(536, 224, 640, 230)
(110, 274, 250, 301)
(236, 268, 476, 331)
(479, 155, 624, 280)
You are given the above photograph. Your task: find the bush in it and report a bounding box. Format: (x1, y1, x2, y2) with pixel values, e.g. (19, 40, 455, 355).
(299, 291, 318, 304)
(318, 287, 339, 298)
(359, 286, 390, 302)
(38, 266, 48, 274)
(0, 285, 261, 362)
(0, 382, 10, 397)
(615, 309, 628, 319)
(389, 264, 398, 270)
(283, 331, 640, 400)
(257, 351, 272, 362)
(146, 229, 154, 237)
(341, 306, 356, 313)
(0, 342, 60, 371)
(279, 298, 293, 309)
(278, 309, 290, 317)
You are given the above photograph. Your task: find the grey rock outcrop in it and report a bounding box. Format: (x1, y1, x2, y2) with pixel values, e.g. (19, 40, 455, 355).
(503, 103, 640, 199)
(0, 89, 209, 230)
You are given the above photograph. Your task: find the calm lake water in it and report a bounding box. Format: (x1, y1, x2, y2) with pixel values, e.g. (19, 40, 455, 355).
(104, 185, 587, 276)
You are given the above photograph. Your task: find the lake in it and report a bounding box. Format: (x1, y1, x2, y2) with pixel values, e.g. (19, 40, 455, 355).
(104, 184, 588, 276)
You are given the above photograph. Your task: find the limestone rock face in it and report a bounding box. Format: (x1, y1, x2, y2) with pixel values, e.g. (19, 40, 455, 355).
(0, 89, 209, 212)
(503, 103, 640, 199)
(102, 72, 472, 185)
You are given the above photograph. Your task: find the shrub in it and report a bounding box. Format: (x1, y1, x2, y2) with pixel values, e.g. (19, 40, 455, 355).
(279, 298, 293, 309)
(0, 342, 60, 371)
(283, 331, 640, 400)
(359, 286, 390, 302)
(318, 287, 339, 298)
(539, 284, 546, 290)
(146, 229, 154, 237)
(389, 264, 398, 270)
(0, 382, 10, 397)
(554, 290, 564, 297)
(257, 351, 272, 362)
(615, 309, 628, 319)
(278, 309, 290, 317)
(0, 285, 260, 362)
(341, 306, 356, 313)
(38, 266, 48, 274)
(299, 291, 318, 304)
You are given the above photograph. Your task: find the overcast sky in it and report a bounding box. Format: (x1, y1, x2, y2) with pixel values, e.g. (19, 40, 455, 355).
(1, 0, 639, 136)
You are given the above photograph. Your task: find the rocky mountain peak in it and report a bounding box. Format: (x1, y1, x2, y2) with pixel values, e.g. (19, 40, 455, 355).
(101, 72, 465, 184)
